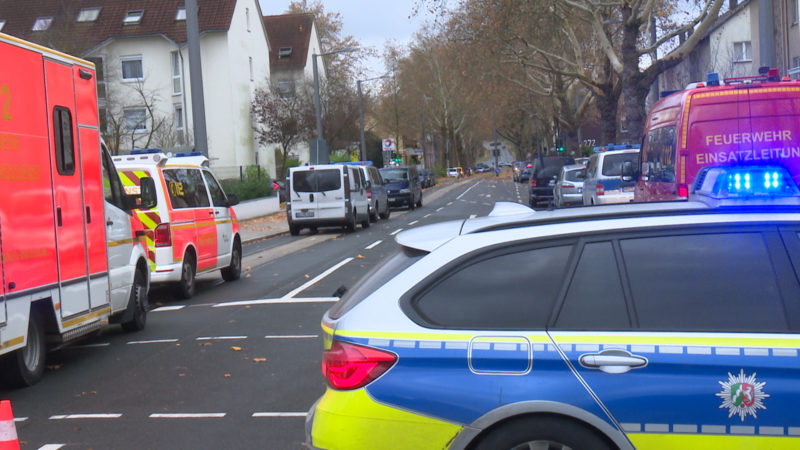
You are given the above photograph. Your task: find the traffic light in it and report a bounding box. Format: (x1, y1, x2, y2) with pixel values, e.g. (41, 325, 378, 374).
(557, 146, 564, 152)
(394, 152, 402, 162)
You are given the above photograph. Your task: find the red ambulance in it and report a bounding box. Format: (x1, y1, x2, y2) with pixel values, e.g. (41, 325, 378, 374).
(632, 69, 800, 201)
(0, 33, 153, 386)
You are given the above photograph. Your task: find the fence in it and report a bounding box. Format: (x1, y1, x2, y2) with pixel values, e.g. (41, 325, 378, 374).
(211, 165, 273, 182)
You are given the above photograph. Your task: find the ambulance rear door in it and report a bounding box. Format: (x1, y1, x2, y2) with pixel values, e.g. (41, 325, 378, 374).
(45, 59, 90, 319)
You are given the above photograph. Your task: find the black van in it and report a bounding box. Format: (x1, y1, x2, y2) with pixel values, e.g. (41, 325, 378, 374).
(379, 166, 423, 210)
(528, 156, 575, 206)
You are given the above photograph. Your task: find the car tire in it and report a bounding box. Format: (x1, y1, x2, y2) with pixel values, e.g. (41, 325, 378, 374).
(346, 209, 356, 232)
(221, 238, 242, 282)
(0, 311, 46, 387)
(361, 213, 370, 229)
(369, 204, 379, 222)
(416, 195, 423, 207)
(176, 252, 196, 299)
(379, 204, 391, 220)
(408, 198, 416, 210)
(471, 416, 613, 450)
(121, 268, 148, 332)
(289, 222, 300, 236)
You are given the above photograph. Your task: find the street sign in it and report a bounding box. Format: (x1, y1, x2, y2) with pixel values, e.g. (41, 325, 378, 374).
(382, 138, 395, 152)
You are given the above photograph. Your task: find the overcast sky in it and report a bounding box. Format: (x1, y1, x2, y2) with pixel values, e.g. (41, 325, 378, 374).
(258, 1, 433, 76)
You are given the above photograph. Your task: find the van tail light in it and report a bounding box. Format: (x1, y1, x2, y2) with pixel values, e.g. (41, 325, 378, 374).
(366, 189, 372, 200)
(562, 183, 575, 189)
(154, 223, 172, 247)
(322, 340, 397, 390)
(596, 184, 605, 195)
(678, 184, 689, 198)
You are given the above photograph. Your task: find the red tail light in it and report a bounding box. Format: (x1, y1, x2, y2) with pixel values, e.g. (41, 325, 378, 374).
(322, 340, 397, 390)
(596, 184, 605, 195)
(562, 183, 575, 189)
(154, 223, 172, 247)
(678, 184, 689, 198)
(530, 179, 537, 187)
(366, 189, 372, 200)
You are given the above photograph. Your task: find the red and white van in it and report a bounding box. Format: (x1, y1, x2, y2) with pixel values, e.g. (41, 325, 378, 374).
(113, 151, 241, 298)
(632, 69, 800, 201)
(0, 33, 152, 386)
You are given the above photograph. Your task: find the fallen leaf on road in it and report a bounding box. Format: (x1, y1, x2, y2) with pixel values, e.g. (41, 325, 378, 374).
(224, 373, 231, 378)
(253, 358, 267, 363)
(231, 346, 242, 351)
(246, 266, 252, 271)
(245, 273, 252, 278)
(46, 364, 63, 371)
(304, 274, 310, 279)
(356, 254, 365, 259)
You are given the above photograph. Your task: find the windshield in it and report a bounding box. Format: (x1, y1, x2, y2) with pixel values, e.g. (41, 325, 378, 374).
(380, 169, 409, 182)
(602, 153, 639, 176)
(292, 169, 341, 192)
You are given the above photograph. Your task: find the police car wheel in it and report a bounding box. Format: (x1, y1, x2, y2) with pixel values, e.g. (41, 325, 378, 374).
(379, 205, 390, 220)
(121, 269, 148, 332)
(177, 253, 196, 299)
(471, 416, 614, 450)
(346, 210, 356, 232)
(221, 239, 242, 282)
(0, 312, 46, 387)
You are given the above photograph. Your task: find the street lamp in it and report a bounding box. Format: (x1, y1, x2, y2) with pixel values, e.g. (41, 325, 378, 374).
(311, 47, 356, 164)
(357, 73, 390, 162)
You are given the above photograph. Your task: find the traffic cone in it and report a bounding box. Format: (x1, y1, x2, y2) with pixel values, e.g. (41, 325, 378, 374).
(0, 400, 19, 450)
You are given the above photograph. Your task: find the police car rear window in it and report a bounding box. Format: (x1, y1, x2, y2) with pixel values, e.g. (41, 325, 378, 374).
(293, 169, 341, 192)
(564, 168, 585, 182)
(328, 249, 423, 320)
(601, 153, 638, 176)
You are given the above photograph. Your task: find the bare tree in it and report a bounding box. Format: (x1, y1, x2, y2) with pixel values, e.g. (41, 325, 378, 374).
(251, 82, 311, 177)
(102, 76, 169, 154)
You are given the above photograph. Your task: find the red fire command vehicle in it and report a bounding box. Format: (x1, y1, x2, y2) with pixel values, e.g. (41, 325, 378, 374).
(633, 69, 800, 201)
(0, 33, 154, 386)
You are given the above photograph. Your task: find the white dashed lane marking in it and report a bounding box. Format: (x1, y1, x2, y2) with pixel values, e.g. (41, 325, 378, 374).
(408, 220, 418, 226)
(196, 336, 247, 341)
(50, 414, 122, 420)
(149, 413, 226, 419)
(390, 228, 403, 236)
(264, 335, 318, 339)
(365, 240, 382, 250)
(152, 305, 186, 312)
(127, 339, 179, 345)
(252, 412, 307, 418)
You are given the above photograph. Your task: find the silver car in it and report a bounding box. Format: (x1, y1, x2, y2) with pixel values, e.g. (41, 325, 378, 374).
(553, 164, 586, 207)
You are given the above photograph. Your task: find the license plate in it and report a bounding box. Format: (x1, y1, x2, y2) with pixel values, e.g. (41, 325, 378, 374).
(578, 187, 583, 193)
(621, 186, 634, 193)
(296, 210, 314, 218)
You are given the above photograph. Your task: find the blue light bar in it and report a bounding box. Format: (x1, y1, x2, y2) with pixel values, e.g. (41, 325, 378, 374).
(692, 165, 800, 206)
(130, 148, 162, 155)
(174, 151, 204, 157)
(706, 72, 720, 86)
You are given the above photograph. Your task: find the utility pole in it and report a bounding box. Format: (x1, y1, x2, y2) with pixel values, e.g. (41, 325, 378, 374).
(186, 0, 208, 156)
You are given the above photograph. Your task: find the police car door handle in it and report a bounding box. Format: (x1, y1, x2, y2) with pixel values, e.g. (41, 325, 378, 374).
(578, 350, 648, 374)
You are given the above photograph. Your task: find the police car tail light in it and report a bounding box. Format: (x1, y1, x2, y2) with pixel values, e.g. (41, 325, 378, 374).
(678, 184, 689, 198)
(154, 223, 172, 248)
(322, 340, 396, 390)
(562, 182, 575, 189)
(366, 189, 372, 200)
(596, 184, 604, 195)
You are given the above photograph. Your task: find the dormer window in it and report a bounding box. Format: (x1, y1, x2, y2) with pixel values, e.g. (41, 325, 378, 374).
(175, 8, 186, 21)
(77, 7, 101, 23)
(123, 10, 144, 25)
(32, 16, 53, 31)
(278, 47, 292, 59)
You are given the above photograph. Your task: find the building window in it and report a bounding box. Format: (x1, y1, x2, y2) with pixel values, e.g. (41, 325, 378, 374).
(32, 16, 53, 31)
(174, 104, 185, 145)
(76, 7, 101, 23)
(121, 56, 143, 81)
(123, 10, 144, 25)
(793, 0, 799, 25)
(175, 8, 186, 21)
(733, 41, 752, 62)
(278, 47, 292, 59)
(99, 107, 108, 133)
(123, 107, 147, 132)
(0, 20, 6, 32)
(246, 7, 250, 32)
(277, 80, 294, 98)
(86, 57, 106, 99)
(249, 56, 254, 81)
(171, 51, 182, 94)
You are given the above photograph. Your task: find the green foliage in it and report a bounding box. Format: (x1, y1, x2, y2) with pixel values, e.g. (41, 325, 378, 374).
(220, 166, 273, 201)
(329, 150, 352, 163)
(581, 145, 593, 157)
(430, 165, 447, 178)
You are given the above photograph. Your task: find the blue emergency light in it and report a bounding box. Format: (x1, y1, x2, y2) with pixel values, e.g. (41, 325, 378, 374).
(706, 72, 720, 86)
(175, 151, 204, 157)
(692, 165, 800, 206)
(130, 148, 162, 155)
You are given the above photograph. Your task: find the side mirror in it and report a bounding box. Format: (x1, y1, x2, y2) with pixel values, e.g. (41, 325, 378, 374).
(226, 193, 240, 207)
(138, 177, 157, 210)
(621, 161, 634, 182)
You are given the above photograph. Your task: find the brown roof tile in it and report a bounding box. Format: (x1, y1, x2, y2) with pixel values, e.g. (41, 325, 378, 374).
(0, 0, 237, 55)
(263, 13, 313, 70)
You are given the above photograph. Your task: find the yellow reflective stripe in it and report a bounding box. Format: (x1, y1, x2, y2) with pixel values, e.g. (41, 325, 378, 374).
(311, 388, 462, 449)
(630, 432, 799, 450)
(61, 307, 111, 328)
(336, 330, 551, 344)
(107, 238, 134, 248)
(136, 211, 160, 230)
(549, 333, 800, 348)
(171, 221, 218, 230)
(1, 335, 24, 350)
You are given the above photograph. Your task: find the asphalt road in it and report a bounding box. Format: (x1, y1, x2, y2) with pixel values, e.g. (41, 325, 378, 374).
(1, 172, 524, 449)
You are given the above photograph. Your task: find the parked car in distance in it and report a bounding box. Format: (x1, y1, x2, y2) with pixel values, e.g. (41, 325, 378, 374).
(447, 167, 461, 178)
(272, 180, 286, 203)
(418, 169, 436, 188)
(518, 167, 532, 184)
(529, 156, 575, 207)
(583, 148, 639, 205)
(553, 164, 586, 208)
(380, 166, 423, 210)
(287, 164, 370, 235)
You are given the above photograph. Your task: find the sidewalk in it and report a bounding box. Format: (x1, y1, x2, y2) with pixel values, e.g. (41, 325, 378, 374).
(236, 174, 478, 244)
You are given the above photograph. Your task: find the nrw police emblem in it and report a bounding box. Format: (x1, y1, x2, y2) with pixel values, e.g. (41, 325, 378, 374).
(716, 369, 769, 421)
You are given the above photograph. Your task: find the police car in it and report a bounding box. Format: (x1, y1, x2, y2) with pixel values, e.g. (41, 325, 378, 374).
(306, 165, 800, 449)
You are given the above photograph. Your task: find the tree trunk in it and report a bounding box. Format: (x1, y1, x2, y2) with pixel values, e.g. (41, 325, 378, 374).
(620, 6, 648, 144)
